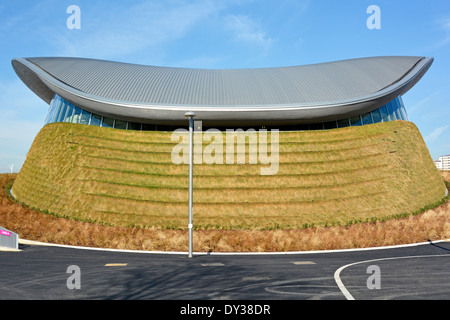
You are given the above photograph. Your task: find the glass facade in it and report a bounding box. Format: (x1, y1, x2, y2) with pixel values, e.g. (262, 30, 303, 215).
(45, 94, 409, 131)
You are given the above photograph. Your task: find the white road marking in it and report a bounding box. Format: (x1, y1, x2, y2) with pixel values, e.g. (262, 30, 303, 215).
(201, 263, 225, 267)
(242, 276, 270, 281)
(291, 261, 316, 265)
(334, 254, 450, 300)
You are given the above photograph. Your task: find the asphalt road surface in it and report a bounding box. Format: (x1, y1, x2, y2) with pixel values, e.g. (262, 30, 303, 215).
(0, 239, 449, 303)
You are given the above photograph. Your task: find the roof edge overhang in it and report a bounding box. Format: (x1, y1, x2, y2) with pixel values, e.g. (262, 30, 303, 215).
(11, 56, 433, 125)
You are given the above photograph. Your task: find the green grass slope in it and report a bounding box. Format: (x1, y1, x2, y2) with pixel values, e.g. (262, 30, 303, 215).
(11, 121, 447, 230)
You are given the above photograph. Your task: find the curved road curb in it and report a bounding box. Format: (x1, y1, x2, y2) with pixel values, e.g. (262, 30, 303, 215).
(18, 238, 450, 256)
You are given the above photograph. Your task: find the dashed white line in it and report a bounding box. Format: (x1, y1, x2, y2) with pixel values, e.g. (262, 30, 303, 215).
(291, 261, 316, 265)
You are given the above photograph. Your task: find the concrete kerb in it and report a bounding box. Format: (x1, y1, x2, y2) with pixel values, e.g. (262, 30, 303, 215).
(17, 238, 450, 256)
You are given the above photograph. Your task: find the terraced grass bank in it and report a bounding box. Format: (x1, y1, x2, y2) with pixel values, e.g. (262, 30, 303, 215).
(11, 121, 447, 230)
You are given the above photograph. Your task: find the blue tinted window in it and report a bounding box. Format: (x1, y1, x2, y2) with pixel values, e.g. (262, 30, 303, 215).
(51, 104, 59, 123)
(400, 97, 407, 110)
(323, 121, 337, 129)
(60, 102, 69, 122)
(114, 119, 127, 129)
(370, 109, 382, 123)
(102, 117, 114, 128)
(400, 104, 408, 121)
(63, 102, 74, 122)
(337, 119, 350, 128)
(398, 97, 408, 120)
(44, 94, 409, 132)
(71, 106, 82, 123)
(379, 105, 389, 122)
(361, 113, 372, 125)
(56, 103, 68, 122)
(90, 113, 102, 126)
(127, 122, 141, 130)
(65, 104, 75, 123)
(392, 99, 403, 120)
(44, 105, 52, 124)
(386, 102, 397, 121)
(53, 100, 63, 123)
(390, 99, 399, 120)
(45, 99, 59, 124)
(350, 115, 362, 126)
(79, 109, 91, 124)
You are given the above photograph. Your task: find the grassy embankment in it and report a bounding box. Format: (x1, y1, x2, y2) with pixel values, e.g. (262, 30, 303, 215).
(1, 120, 448, 252)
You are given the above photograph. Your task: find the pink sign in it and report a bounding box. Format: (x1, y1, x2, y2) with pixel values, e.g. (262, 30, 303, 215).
(0, 230, 11, 237)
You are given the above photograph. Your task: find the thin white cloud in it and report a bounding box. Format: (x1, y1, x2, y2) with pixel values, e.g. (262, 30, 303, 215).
(424, 125, 449, 143)
(0, 78, 48, 172)
(224, 14, 275, 52)
(429, 17, 450, 50)
(441, 17, 450, 30)
(0, 79, 48, 120)
(48, 1, 221, 60)
(408, 88, 446, 114)
(175, 56, 223, 69)
(0, 118, 43, 172)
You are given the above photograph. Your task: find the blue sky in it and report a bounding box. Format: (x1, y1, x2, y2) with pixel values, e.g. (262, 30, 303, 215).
(0, 0, 449, 172)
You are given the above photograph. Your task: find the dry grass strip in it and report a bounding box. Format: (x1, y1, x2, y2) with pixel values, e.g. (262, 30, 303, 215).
(10, 121, 447, 231)
(1, 172, 449, 252)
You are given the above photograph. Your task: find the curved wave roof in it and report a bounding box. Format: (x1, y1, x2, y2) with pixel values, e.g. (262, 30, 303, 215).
(12, 56, 433, 124)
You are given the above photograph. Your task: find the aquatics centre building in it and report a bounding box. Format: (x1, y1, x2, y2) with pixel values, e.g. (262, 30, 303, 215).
(12, 55, 432, 130)
(9, 55, 447, 233)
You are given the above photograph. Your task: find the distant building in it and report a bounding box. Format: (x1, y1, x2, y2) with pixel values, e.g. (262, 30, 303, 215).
(435, 155, 450, 170)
